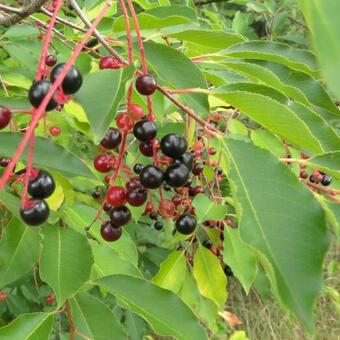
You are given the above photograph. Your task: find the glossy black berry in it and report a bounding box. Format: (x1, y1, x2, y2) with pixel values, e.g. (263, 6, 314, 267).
(160, 134, 187, 159)
(174, 152, 194, 170)
(28, 170, 55, 199)
(110, 205, 131, 226)
(133, 163, 143, 174)
(51, 63, 83, 95)
(203, 240, 213, 249)
(126, 187, 147, 207)
(45, 55, 57, 67)
(100, 221, 122, 242)
(139, 142, 154, 157)
(133, 119, 157, 142)
(100, 127, 122, 149)
(192, 163, 204, 176)
(309, 174, 316, 183)
(103, 203, 112, 212)
(28, 80, 58, 111)
(149, 211, 158, 220)
(140, 165, 163, 189)
(175, 213, 197, 235)
(20, 199, 49, 226)
(164, 163, 190, 188)
(0, 157, 10, 167)
(92, 191, 101, 199)
(154, 221, 163, 230)
(135, 74, 157, 96)
(321, 175, 332, 186)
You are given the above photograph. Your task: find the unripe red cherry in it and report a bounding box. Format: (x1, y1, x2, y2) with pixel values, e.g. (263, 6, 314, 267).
(208, 147, 217, 155)
(172, 195, 182, 206)
(49, 126, 61, 137)
(106, 186, 127, 207)
(135, 74, 157, 95)
(213, 112, 221, 121)
(45, 55, 57, 67)
(0, 106, 12, 130)
(145, 202, 154, 214)
(128, 103, 144, 121)
(116, 112, 134, 131)
(100, 221, 122, 242)
(99, 56, 120, 70)
(158, 199, 175, 218)
(299, 171, 308, 179)
(93, 154, 114, 173)
(46, 294, 55, 305)
(0, 291, 8, 302)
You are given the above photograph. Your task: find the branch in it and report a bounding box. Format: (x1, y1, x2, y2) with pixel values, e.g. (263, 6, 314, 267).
(69, 0, 224, 136)
(0, 0, 48, 27)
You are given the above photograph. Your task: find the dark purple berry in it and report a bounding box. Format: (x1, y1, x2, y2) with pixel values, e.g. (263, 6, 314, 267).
(20, 199, 49, 226)
(140, 165, 163, 189)
(175, 213, 197, 235)
(28, 80, 58, 111)
(110, 205, 131, 226)
(51, 63, 83, 94)
(135, 74, 157, 96)
(160, 134, 187, 159)
(100, 128, 122, 149)
(28, 170, 55, 199)
(164, 163, 190, 188)
(133, 119, 157, 142)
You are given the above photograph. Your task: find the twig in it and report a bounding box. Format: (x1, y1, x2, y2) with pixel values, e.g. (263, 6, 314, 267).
(65, 300, 75, 340)
(69, 0, 224, 137)
(0, 0, 48, 27)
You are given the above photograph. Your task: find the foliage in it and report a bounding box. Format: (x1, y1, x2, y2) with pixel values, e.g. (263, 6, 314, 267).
(0, 0, 339, 338)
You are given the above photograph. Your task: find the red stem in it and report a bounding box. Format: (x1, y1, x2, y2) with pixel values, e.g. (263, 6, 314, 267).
(126, 0, 147, 74)
(118, 0, 134, 106)
(35, 0, 63, 80)
(0, 0, 114, 192)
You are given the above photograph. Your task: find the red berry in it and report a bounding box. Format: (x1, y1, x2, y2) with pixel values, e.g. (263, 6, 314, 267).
(49, 126, 61, 137)
(135, 74, 157, 95)
(208, 147, 217, 155)
(100, 221, 122, 242)
(45, 55, 57, 67)
(194, 150, 201, 158)
(172, 195, 182, 206)
(213, 112, 221, 121)
(158, 199, 175, 218)
(0, 292, 8, 302)
(93, 154, 114, 173)
(104, 175, 111, 184)
(128, 103, 144, 121)
(46, 294, 55, 305)
(144, 203, 154, 214)
(99, 56, 120, 70)
(0, 106, 12, 130)
(299, 171, 308, 179)
(106, 186, 127, 207)
(116, 112, 134, 131)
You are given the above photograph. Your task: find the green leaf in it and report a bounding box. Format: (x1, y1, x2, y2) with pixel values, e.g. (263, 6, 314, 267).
(169, 30, 244, 51)
(192, 194, 228, 223)
(223, 60, 339, 114)
(0, 218, 41, 289)
(304, 151, 340, 180)
(317, 198, 340, 238)
(223, 139, 329, 332)
(213, 89, 323, 154)
(64, 204, 138, 266)
(70, 292, 127, 340)
(39, 226, 93, 306)
(143, 41, 209, 115)
(0, 312, 53, 339)
(297, 0, 340, 100)
(91, 242, 142, 279)
(193, 245, 227, 309)
(223, 227, 257, 293)
(75, 65, 135, 143)
(3, 24, 39, 40)
(0, 132, 94, 178)
(223, 41, 319, 76)
(96, 275, 208, 340)
(250, 129, 285, 157)
(152, 250, 187, 293)
(0, 191, 22, 220)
